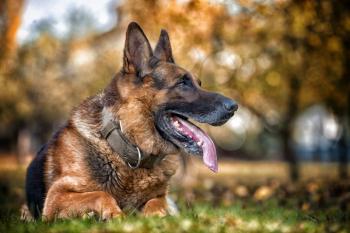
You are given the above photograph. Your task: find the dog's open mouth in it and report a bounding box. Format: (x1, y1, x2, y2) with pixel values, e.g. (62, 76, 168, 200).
(157, 113, 218, 172)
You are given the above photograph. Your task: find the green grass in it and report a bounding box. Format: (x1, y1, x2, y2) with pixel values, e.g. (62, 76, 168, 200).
(0, 166, 349, 233)
(1, 201, 349, 233)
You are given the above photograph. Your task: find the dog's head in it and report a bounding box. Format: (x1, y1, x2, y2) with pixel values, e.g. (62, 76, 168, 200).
(105, 22, 237, 172)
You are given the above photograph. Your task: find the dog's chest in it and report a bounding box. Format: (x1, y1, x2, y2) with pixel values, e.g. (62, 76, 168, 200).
(86, 150, 177, 210)
(116, 167, 171, 210)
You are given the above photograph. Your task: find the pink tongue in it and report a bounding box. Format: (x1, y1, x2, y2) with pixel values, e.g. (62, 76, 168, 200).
(176, 117, 218, 173)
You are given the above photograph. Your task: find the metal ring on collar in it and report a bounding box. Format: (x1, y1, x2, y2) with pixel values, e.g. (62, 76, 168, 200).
(128, 147, 142, 169)
(119, 120, 123, 133)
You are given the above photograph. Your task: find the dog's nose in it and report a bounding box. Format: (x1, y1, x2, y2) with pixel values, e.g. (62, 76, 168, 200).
(223, 99, 238, 112)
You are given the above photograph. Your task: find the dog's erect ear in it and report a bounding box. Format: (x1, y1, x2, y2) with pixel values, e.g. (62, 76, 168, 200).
(154, 29, 175, 63)
(123, 22, 152, 76)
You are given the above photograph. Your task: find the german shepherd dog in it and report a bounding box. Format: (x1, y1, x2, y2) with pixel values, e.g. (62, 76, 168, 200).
(23, 22, 237, 220)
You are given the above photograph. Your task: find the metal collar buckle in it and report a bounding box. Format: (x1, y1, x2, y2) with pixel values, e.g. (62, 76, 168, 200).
(128, 147, 142, 169)
(119, 121, 142, 169)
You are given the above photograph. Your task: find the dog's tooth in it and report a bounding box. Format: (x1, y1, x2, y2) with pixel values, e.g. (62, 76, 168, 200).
(173, 121, 180, 128)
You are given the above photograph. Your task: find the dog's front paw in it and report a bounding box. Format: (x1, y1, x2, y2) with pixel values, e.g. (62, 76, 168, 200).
(20, 204, 34, 222)
(83, 208, 123, 221)
(101, 208, 124, 221)
(142, 197, 168, 217)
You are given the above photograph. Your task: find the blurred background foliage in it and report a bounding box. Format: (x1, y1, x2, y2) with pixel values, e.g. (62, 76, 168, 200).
(0, 0, 349, 181)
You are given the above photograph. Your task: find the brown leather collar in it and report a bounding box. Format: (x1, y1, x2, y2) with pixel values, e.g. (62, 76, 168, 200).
(100, 118, 165, 169)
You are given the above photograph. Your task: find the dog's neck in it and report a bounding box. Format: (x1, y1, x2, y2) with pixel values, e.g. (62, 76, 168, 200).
(101, 107, 166, 169)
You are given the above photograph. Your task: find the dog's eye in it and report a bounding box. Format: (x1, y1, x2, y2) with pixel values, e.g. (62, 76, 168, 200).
(176, 74, 194, 88)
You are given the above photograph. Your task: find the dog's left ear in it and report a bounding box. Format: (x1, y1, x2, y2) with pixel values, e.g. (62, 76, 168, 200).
(154, 29, 175, 63)
(123, 22, 153, 76)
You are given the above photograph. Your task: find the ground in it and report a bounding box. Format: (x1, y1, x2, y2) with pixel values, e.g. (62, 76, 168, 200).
(0, 155, 349, 233)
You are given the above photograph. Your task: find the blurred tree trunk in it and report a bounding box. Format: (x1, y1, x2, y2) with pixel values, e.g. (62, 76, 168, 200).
(333, 1, 350, 179)
(281, 75, 300, 181)
(282, 129, 298, 181)
(0, 0, 24, 73)
(338, 45, 350, 179)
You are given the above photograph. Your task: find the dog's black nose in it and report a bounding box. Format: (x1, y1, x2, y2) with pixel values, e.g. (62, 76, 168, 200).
(223, 99, 238, 112)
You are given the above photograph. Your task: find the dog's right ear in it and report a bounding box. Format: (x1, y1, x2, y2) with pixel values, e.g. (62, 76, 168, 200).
(154, 29, 175, 63)
(123, 22, 152, 76)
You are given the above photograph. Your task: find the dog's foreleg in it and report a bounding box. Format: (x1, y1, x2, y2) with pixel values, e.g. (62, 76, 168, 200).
(42, 178, 123, 221)
(141, 196, 168, 217)
(20, 204, 34, 222)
